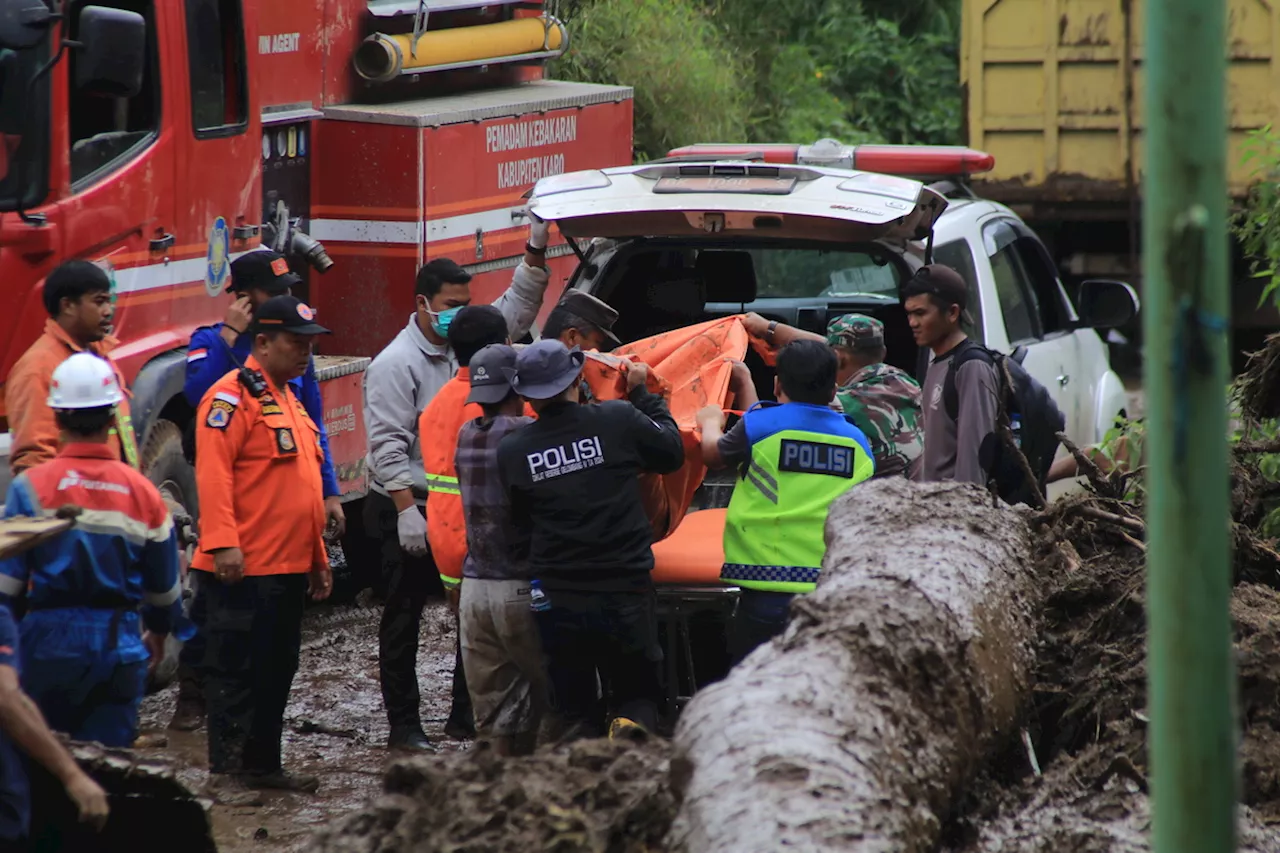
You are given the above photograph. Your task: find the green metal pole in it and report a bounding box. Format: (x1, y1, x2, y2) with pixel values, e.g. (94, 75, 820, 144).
(1143, 0, 1235, 849)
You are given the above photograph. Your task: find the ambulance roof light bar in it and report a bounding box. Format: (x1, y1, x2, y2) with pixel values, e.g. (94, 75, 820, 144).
(664, 139, 996, 179)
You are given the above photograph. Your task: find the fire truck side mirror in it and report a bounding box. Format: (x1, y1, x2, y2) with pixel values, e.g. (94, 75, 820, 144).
(0, 1, 55, 50)
(74, 5, 145, 99)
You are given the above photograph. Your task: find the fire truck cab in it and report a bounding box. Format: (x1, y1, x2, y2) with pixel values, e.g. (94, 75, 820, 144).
(0, 0, 634, 533)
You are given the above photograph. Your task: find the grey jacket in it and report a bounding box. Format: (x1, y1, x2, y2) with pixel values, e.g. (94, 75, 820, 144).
(917, 346, 999, 485)
(363, 261, 550, 501)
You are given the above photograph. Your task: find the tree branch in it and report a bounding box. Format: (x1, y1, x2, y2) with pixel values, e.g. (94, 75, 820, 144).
(1078, 504, 1147, 536)
(1055, 431, 1114, 496)
(1235, 439, 1280, 455)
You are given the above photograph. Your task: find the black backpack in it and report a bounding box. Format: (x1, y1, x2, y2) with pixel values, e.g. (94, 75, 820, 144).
(942, 340, 1065, 506)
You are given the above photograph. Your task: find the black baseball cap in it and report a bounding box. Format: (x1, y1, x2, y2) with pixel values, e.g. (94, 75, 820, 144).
(557, 290, 621, 345)
(252, 295, 330, 336)
(503, 339, 585, 400)
(904, 264, 975, 326)
(467, 344, 518, 405)
(229, 250, 301, 294)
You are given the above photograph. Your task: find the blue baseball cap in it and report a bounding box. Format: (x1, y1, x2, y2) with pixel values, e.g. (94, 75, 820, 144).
(504, 339, 585, 401)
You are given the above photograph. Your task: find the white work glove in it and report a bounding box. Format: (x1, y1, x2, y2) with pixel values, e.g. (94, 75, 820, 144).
(528, 210, 551, 251)
(396, 506, 428, 556)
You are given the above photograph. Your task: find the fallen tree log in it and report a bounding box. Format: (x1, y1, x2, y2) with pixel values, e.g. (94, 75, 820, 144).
(668, 479, 1040, 853)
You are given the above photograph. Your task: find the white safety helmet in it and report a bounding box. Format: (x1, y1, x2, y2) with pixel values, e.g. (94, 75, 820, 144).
(47, 352, 124, 410)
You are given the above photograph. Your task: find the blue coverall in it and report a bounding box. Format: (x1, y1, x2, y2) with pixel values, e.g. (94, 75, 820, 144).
(0, 602, 29, 843)
(184, 323, 341, 498)
(0, 445, 186, 747)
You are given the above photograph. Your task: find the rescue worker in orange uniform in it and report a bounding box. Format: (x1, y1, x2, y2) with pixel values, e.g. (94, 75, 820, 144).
(193, 295, 333, 796)
(423, 306, 531, 592)
(6, 260, 138, 475)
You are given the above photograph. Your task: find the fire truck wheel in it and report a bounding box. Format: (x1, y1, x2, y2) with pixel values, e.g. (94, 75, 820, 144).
(142, 419, 200, 522)
(141, 419, 198, 695)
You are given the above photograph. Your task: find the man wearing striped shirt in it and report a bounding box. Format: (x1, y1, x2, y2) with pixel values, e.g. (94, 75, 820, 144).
(0, 354, 184, 748)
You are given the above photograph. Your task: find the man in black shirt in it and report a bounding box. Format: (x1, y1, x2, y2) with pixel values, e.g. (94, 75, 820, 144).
(497, 340, 685, 739)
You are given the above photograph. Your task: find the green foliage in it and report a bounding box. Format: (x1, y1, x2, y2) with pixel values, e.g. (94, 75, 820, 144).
(813, 14, 962, 145)
(552, 0, 749, 162)
(1106, 390, 1280, 536)
(1098, 417, 1147, 502)
(1231, 396, 1280, 538)
(1233, 125, 1280, 308)
(553, 0, 964, 161)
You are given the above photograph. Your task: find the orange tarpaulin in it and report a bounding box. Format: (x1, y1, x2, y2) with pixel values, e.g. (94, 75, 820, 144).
(433, 316, 764, 587)
(583, 315, 771, 549)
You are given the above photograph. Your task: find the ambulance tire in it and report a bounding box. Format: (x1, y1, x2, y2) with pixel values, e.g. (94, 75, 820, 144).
(140, 419, 198, 694)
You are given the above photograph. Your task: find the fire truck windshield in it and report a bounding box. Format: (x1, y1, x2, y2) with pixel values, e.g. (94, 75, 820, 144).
(0, 43, 50, 210)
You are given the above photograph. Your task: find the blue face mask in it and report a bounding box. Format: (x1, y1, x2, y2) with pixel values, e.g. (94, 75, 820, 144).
(429, 306, 462, 337)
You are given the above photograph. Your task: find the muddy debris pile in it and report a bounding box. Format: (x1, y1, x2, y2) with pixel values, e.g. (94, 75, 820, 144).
(947, 466, 1280, 850)
(307, 737, 676, 853)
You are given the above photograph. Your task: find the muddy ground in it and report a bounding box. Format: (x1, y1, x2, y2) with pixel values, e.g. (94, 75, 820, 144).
(133, 467, 1280, 851)
(135, 600, 467, 853)
(291, 502, 1280, 853)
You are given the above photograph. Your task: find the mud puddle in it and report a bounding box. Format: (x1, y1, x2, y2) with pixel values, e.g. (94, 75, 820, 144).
(136, 601, 466, 852)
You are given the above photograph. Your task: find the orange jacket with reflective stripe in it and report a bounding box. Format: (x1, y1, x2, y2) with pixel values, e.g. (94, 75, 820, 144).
(191, 357, 328, 576)
(421, 369, 535, 588)
(6, 319, 138, 475)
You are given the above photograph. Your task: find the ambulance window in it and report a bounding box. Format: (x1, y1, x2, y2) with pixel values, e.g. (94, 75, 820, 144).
(931, 238, 984, 340)
(185, 0, 248, 135)
(984, 220, 1042, 344)
(67, 0, 161, 188)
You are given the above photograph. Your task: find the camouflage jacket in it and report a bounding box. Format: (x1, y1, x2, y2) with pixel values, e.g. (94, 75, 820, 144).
(835, 363, 924, 479)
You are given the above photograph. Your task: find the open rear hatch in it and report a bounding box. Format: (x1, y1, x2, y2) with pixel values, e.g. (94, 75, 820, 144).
(528, 162, 948, 244)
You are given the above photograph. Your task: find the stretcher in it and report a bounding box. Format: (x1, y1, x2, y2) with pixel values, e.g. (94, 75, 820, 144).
(650, 508, 727, 585)
(651, 510, 737, 715)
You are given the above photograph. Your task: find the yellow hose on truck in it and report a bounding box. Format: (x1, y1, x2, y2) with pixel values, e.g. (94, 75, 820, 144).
(355, 17, 567, 82)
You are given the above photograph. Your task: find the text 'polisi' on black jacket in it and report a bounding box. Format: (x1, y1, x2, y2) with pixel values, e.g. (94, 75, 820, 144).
(496, 387, 686, 589)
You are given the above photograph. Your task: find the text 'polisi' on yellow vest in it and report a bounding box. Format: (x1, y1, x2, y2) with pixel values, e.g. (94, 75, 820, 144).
(720, 402, 875, 594)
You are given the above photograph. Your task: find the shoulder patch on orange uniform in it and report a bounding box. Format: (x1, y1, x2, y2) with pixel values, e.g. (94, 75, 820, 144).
(206, 399, 235, 429)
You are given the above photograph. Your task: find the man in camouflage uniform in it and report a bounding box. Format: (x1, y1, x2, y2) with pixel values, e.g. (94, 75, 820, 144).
(826, 314, 923, 479)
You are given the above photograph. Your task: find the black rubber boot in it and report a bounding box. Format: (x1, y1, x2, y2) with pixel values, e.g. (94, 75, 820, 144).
(168, 666, 205, 731)
(387, 725, 436, 753)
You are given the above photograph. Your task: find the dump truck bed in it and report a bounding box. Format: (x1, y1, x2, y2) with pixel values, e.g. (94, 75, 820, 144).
(962, 0, 1278, 206)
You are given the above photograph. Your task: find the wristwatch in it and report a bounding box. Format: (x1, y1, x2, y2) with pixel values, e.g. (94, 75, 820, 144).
(766, 320, 778, 344)
(525, 242, 547, 256)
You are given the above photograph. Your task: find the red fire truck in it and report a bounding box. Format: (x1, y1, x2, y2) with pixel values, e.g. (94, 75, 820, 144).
(0, 0, 634, 530)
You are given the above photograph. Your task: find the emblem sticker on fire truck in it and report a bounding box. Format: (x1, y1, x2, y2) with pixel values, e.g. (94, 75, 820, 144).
(205, 217, 231, 296)
(94, 259, 117, 306)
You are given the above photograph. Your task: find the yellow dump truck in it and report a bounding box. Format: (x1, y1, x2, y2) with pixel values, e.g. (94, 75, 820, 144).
(961, 0, 1279, 342)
